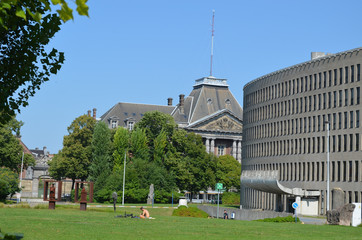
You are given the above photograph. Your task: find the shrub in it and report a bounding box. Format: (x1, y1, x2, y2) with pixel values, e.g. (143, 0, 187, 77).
(172, 206, 209, 218)
(0, 168, 20, 202)
(94, 189, 112, 203)
(255, 216, 300, 223)
(222, 192, 240, 205)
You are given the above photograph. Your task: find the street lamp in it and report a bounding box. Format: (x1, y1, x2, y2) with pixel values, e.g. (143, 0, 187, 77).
(324, 121, 330, 212)
(122, 151, 126, 206)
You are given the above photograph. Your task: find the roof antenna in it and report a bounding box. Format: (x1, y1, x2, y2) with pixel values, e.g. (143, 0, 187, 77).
(209, 10, 215, 77)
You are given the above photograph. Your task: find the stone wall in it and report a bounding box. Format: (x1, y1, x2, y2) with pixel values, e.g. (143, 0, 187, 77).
(197, 205, 292, 221)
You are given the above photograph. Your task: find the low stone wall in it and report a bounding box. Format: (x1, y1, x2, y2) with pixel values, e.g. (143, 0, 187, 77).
(197, 205, 292, 221)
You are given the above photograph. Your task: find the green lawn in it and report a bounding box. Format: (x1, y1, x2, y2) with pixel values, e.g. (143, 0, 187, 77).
(0, 206, 361, 240)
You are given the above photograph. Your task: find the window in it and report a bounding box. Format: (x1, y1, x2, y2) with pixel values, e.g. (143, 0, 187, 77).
(357, 110, 360, 128)
(334, 69, 338, 85)
(357, 64, 361, 81)
(351, 65, 355, 82)
(328, 92, 331, 108)
(111, 120, 118, 129)
(344, 134, 347, 152)
(339, 68, 343, 84)
(318, 94, 321, 110)
(339, 90, 343, 106)
(332, 135, 336, 152)
(351, 88, 354, 105)
(128, 121, 134, 130)
(345, 89, 348, 106)
(333, 91, 337, 107)
(344, 112, 348, 129)
(356, 134, 360, 151)
(318, 73, 321, 88)
(357, 87, 360, 104)
(345, 66, 349, 83)
(338, 112, 342, 129)
(329, 70, 332, 86)
(217, 145, 225, 156)
(350, 134, 353, 151)
(338, 135, 342, 152)
(323, 72, 327, 87)
(333, 113, 336, 130)
(350, 111, 354, 128)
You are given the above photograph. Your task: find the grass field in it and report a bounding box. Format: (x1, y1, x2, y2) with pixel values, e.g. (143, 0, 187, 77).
(1, 205, 361, 239)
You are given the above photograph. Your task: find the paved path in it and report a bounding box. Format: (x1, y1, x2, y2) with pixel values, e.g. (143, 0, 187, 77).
(299, 216, 327, 225)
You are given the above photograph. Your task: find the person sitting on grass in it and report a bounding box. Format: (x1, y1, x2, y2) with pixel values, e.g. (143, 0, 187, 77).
(140, 207, 150, 219)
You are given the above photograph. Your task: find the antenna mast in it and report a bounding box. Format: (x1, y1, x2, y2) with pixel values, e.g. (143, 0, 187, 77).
(210, 10, 215, 77)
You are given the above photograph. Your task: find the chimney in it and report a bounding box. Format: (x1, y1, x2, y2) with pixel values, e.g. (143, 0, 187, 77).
(179, 94, 185, 114)
(87, 110, 91, 117)
(93, 108, 97, 119)
(43, 146, 48, 155)
(167, 98, 173, 106)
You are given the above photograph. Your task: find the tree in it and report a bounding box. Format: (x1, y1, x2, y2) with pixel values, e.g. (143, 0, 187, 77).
(48, 114, 95, 189)
(112, 127, 129, 172)
(0, 117, 34, 173)
(215, 155, 241, 190)
(0, 0, 89, 124)
(89, 121, 112, 186)
(136, 111, 176, 148)
(0, 167, 20, 201)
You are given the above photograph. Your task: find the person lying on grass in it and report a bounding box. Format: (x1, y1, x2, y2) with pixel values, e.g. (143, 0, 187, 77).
(140, 207, 150, 219)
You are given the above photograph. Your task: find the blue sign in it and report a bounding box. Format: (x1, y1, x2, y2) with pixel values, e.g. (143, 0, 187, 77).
(292, 202, 298, 209)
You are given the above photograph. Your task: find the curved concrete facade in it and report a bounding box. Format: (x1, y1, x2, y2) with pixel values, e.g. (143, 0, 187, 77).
(241, 48, 362, 215)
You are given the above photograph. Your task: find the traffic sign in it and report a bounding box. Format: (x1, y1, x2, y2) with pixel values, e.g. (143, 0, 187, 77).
(215, 183, 223, 190)
(292, 202, 298, 209)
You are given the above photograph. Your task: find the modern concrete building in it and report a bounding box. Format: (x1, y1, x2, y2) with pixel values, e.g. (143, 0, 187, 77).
(241, 48, 362, 215)
(100, 76, 243, 161)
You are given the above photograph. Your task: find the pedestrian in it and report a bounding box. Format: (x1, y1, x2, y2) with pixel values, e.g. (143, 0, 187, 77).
(223, 210, 228, 219)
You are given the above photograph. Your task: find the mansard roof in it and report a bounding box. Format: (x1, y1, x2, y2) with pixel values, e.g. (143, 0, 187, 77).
(172, 77, 243, 125)
(100, 102, 174, 125)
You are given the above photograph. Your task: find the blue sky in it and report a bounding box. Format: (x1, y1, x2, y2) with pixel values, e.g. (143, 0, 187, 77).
(18, 0, 362, 153)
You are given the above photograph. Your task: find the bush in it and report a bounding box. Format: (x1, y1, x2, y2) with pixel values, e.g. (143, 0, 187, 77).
(94, 189, 112, 203)
(255, 216, 300, 223)
(0, 168, 20, 202)
(172, 206, 209, 218)
(222, 192, 240, 205)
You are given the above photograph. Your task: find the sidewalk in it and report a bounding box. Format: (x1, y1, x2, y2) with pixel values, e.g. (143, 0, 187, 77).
(299, 216, 327, 225)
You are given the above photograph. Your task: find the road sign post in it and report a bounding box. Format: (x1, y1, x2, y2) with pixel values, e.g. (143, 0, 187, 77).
(215, 183, 223, 219)
(292, 202, 298, 223)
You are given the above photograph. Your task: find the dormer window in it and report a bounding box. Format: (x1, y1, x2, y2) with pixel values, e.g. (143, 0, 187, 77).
(128, 121, 134, 130)
(111, 120, 118, 129)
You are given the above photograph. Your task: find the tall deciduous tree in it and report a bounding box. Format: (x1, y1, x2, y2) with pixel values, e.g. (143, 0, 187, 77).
(0, 0, 89, 124)
(0, 117, 34, 173)
(215, 155, 241, 190)
(112, 127, 129, 172)
(49, 114, 95, 189)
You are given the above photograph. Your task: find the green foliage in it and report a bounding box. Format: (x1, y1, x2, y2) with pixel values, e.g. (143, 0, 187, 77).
(94, 188, 112, 203)
(112, 127, 129, 172)
(0, 118, 34, 173)
(0, 0, 64, 124)
(0, 168, 19, 201)
(90, 122, 112, 183)
(136, 111, 176, 148)
(129, 128, 148, 160)
(49, 115, 95, 187)
(172, 206, 209, 218)
(221, 192, 240, 205)
(154, 190, 183, 204)
(215, 155, 241, 190)
(0, 0, 89, 26)
(256, 216, 300, 223)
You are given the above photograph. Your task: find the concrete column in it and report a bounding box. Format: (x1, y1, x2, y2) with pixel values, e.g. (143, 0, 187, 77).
(232, 140, 237, 159)
(296, 162, 300, 181)
(296, 196, 301, 215)
(210, 139, 215, 155)
(341, 161, 344, 182)
(205, 138, 210, 153)
(346, 161, 350, 182)
(237, 141, 242, 162)
(32, 178, 39, 198)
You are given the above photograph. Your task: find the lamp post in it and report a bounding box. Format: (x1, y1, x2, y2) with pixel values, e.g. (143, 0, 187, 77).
(324, 121, 330, 212)
(122, 151, 126, 206)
